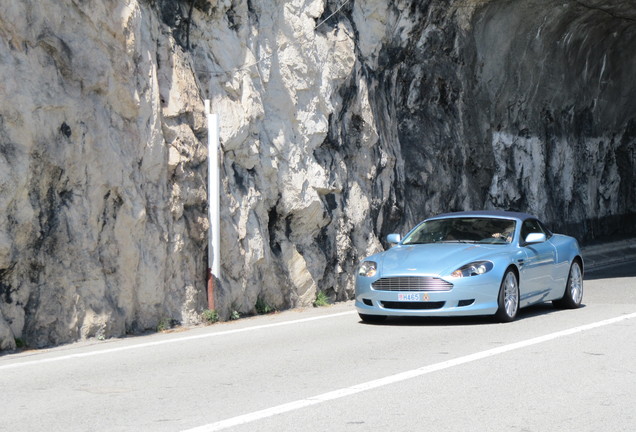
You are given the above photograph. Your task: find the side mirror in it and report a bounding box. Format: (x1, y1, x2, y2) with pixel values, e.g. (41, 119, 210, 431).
(524, 233, 546, 244)
(386, 233, 402, 245)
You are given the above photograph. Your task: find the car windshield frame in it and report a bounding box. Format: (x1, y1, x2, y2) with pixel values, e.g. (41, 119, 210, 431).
(401, 217, 517, 245)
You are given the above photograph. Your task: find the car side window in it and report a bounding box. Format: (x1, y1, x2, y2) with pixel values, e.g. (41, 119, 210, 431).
(521, 219, 544, 240)
(536, 220, 553, 238)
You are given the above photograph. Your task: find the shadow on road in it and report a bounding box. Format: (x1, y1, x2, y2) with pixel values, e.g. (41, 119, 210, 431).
(360, 302, 581, 327)
(585, 261, 636, 280)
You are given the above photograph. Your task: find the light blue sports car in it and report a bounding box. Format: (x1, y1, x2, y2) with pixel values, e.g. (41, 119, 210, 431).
(355, 211, 584, 323)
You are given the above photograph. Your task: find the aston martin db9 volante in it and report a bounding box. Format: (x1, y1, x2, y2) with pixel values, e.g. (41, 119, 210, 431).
(355, 211, 583, 323)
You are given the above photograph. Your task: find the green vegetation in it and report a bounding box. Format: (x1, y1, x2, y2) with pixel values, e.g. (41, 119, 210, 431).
(313, 291, 330, 307)
(230, 310, 241, 320)
(255, 297, 275, 315)
(156, 317, 172, 332)
(201, 309, 219, 324)
(14, 338, 26, 349)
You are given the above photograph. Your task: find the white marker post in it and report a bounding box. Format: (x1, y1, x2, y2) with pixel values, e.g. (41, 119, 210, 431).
(205, 100, 220, 310)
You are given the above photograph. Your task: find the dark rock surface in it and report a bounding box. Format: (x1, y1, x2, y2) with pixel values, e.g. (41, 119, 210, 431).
(346, 0, 636, 243)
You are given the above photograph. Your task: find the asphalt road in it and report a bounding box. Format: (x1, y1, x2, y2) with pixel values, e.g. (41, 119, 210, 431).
(1, 262, 635, 432)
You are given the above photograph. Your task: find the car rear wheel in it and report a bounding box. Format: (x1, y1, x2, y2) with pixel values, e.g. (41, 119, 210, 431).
(495, 270, 519, 322)
(553, 261, 583, 309)
(358, 313, 387, 324)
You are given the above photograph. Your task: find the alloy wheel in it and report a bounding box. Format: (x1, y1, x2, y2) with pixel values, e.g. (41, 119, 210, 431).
(503, 271, 519, 318)
(569, 262, 583, 304)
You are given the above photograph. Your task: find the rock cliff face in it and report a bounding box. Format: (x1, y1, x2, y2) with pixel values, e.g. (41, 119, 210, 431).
(0, 0, 209, 350)
(1, 0, 634, 350)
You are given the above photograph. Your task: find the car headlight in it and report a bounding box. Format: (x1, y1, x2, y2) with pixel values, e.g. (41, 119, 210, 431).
(358, 261, 378, 277)
(451, 261, 493, 278)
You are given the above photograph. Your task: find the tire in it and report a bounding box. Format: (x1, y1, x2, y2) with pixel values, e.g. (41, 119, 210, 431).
(553, 261, 583, 309)
(495, 269, 519, 322)
(358, 313, 387, 324)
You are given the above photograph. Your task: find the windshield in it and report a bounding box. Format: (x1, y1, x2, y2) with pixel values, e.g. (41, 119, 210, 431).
(402, 217, 517, 245)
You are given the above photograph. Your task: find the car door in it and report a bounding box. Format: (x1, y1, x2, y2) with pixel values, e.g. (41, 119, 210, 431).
(518, 219, 557, 306)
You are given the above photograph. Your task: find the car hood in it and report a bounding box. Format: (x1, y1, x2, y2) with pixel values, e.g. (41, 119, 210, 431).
(377, 243, 504, 277)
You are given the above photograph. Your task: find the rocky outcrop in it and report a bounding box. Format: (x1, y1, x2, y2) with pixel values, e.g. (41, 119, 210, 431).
(186, 0, 364, 316)
(1, 0, 634, 350)
(350, 0, 636, 239)
(0, 0, 208, 350)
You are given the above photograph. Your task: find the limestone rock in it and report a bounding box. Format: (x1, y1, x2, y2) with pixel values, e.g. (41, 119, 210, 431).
(0, 0, 207, 348)
(0, 310, 15, 351)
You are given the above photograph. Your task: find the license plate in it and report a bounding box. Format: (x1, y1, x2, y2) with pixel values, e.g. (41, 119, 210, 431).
(398, 293, 429, 301)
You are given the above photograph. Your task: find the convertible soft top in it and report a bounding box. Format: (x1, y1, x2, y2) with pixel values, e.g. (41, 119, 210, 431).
(429, 210, 537, 222)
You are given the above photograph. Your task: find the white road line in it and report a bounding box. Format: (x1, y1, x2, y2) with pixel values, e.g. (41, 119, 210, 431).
(0, 311, 357, 371)
(182, 311, 636, 432)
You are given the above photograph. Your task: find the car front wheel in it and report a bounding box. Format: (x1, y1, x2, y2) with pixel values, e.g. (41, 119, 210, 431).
(553, 261, 583, 309)
(495, 269, 519, 322)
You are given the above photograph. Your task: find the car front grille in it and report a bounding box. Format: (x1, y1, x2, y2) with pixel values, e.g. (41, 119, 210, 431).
(381, 301, 445, 310)
(372, 276, 453, 292)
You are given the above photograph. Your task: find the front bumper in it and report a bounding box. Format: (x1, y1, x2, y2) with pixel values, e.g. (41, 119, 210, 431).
(355, 273, 501, 317)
